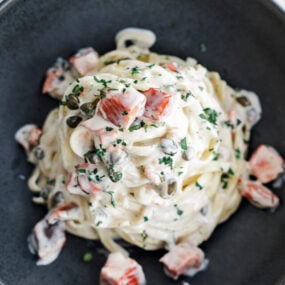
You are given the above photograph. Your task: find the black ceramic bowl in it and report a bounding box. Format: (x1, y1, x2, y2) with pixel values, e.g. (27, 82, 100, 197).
(1, 1, 285, 284)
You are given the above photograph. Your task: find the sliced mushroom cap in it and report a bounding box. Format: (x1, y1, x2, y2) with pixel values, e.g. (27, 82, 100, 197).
(27, 217, 66, 266)
(70, 126, 93, 158)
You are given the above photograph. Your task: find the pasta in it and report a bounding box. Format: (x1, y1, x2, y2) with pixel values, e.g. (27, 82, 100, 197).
(15, 28, 283, 280)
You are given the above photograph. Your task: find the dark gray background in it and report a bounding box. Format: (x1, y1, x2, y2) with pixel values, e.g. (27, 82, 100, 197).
(0, 0, 285, 284)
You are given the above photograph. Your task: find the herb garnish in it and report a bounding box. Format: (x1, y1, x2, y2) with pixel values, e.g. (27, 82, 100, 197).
(159, 156, 173, 169)
(220, 168, 235, 189)
(199, 108, 219, 125)
(105, 191, 116, 207)
(235, 148, 241, 159)
(105, 127, 114, 132)
(180, 137, 188, 151)
(93, 76, 112, 87)
(174, 204, 184, 216)
(83, 252, 93, 262)
(131, 66, 140, 75)
(195, 181, 203, 190)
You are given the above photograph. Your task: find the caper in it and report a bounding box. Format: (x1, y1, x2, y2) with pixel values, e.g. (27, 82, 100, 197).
(66, 94, 80, 110)
(50, 191, 65, 208)
(236, 96, 251, 107)
(34, 146, 45, 160)
(108, 165, 123, 182)
(84, 149, 99, 163)
(80, 99, 99, 115)
(160, 138, 178, 156)
(40, 188, 50, 200)
(66, 116, 82, 128)
(200, 205, 208, 216)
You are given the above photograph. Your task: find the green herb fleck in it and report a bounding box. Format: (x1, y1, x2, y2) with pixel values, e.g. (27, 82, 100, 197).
(195, 181, 203, 190)
(141, 230, 148, 242)
(147, 64, 155, 69)
(105, 127, 114, 132)
(128, 120, 146, 132)
(199, 108, 219, 125)
(93, 76, 112, 87)
(95, 145, 107, 159)
(159, 156, 173, 169)
(235, 148, 241, 159)
(150, 123, 158, 128)
(105, 191, 116, 207)
(131, 66, 140, 75)
(180, 137, 188, 151)
(122, 110, 128, 115)
(83, 252, 93, 262)
(143, 216, 149, 222)
(174, 204, 184, 216)
(181, 91, 194, 102)
(96, 221, 102, 227)
(220, 168, 235, 189)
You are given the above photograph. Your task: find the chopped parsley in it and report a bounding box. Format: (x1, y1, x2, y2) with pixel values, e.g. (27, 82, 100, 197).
(128, 120, 146, 132)
(235, 148, 241, 159)
(93, 76, 112, 87)
(180, 137, 188, 151)
(105, 191, 116, 207)
(174, 204, 184, 216)
(220, 168, 235, 189)
(95, 145, 107, 159)
(212, 150, 219, 161)
(86, 168, 105, 183)
(131, 66, 140, 75)
(195, 181, 203, 190)
(159, 156, 173, 169)
(143, 216, 149, 222)
(96, 221, 102, 227)
(83, 252, 93, 262)
(147, 63, 155, 69)
(199, 108, 219, 125)
(97, 88, 107, 99)
(181, 91, 194, 102)
(122, 110, 128, 116)
(105, 126, 114, 132)
(72, 84, 84, 96)
(141, 230, 148, 242)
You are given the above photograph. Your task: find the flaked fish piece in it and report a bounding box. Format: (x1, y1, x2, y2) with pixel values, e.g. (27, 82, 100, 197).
(249, 144, 284, 184)
(15, 124, 41, 152)
(100, 252, 146, 285)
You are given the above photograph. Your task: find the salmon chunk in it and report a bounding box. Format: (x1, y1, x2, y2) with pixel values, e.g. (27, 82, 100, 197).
(159, 240, 207, 280)
(100, 252, 146, 285)
(142, 88, 173, 121)
(249, 144, 284, 183)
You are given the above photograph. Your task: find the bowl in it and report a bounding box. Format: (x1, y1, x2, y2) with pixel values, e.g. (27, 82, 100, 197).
(0, 0, 285, 284)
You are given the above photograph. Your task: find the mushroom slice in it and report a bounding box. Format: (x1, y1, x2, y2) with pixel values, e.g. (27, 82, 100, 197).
(70, 126, 93, 158)
(27, 217, 66, 266)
